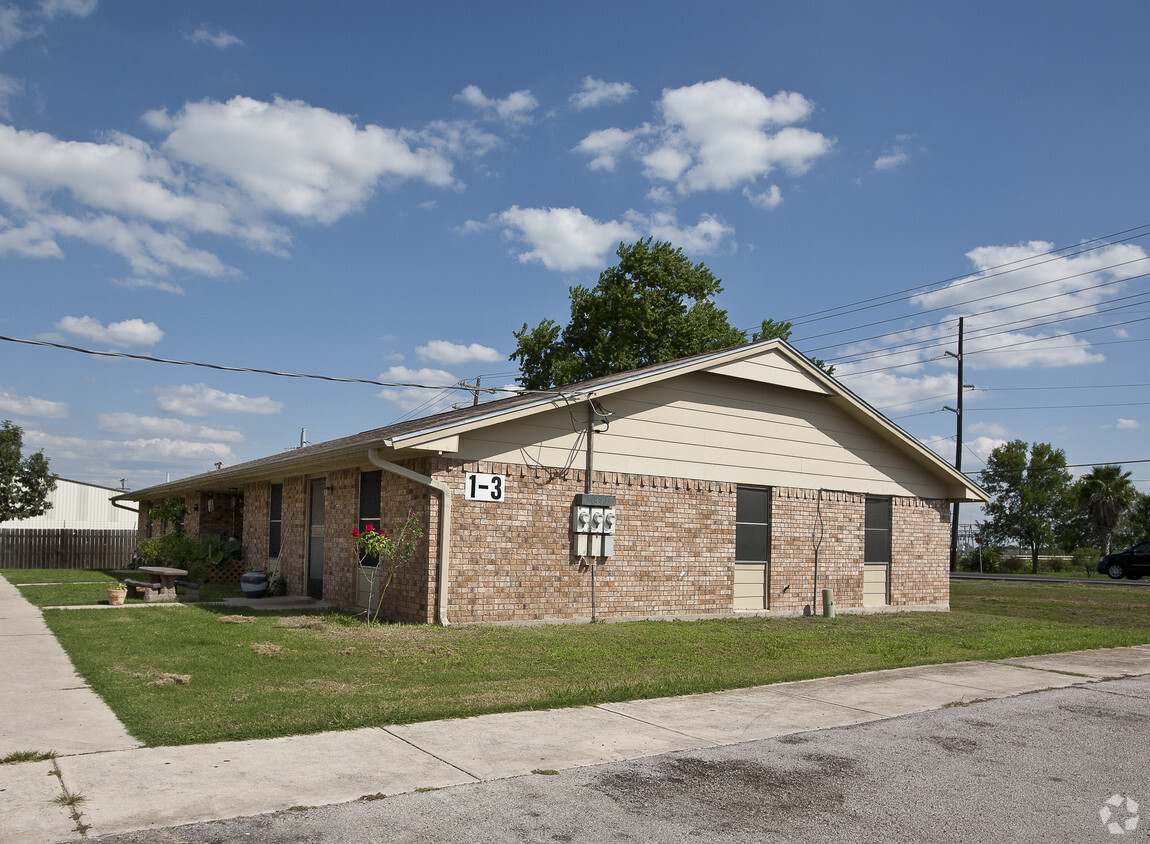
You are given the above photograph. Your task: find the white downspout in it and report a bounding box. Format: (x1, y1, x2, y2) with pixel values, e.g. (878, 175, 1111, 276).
(367, 449, 452, 626)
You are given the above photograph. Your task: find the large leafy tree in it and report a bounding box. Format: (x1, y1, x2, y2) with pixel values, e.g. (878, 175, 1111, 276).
(1077, 464, 1137, 556)
(0, 420, 57, 522)
(978, 440, 1075, 574)
(1113, 491, 1150, 550)
(511, 238, 830, 390)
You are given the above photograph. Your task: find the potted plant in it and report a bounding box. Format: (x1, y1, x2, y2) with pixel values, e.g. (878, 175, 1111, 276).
(107, 583, 128, 606)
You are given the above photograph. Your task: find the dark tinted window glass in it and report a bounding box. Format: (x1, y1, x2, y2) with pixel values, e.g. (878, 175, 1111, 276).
(865, 497, 890, 530)
(864, 497, 891, 563)
(736, 486, 770, 563)
(736, 486, 770, 524)
(736, 524, 769, 561)
(268, 483, 283, 558)
(358, 470, 383, 567)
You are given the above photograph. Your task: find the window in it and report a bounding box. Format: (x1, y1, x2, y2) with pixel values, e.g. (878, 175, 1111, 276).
(358, 470, 382, 566)
(268, 484, 283, 558)
(864, 497, 891, 563)
(736, 486, 771, 562)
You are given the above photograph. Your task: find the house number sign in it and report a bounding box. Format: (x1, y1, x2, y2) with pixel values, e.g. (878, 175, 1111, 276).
(465, 473, 505, 502)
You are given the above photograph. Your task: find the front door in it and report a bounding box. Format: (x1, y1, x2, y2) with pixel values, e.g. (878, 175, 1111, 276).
(307, 478, 325, 599)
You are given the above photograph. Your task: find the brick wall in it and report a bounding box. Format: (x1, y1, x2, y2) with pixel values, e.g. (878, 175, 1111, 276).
(243, 481, 271, 573)
(769, 488, 866, 613)
(216, 464, 952, 623)
(421, 460, 736, 624)
(279, 476, 307, 596)
(890, 497, 951, 608)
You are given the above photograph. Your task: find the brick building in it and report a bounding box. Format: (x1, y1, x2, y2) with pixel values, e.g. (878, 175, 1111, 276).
(117, 340, 986, 624)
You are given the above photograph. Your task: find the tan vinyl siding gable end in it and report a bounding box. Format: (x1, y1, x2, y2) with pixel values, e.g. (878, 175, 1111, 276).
(447, 370, 963, 499)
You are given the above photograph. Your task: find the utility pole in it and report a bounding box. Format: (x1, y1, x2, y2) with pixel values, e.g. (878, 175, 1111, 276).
(944, 317, 971, 571)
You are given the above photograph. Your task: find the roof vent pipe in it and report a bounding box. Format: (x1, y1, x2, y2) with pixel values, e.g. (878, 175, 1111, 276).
(367, 449, 452, 626)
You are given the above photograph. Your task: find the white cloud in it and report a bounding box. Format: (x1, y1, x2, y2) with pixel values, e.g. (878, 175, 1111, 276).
(626, 210, 734, 256)
(844, 370, 958, 413)
(965, 435, 1010, 467)
(969, 421, 1009, 438)
(0, 92, 470, 287)
(743, 184, 783, 210)
(874, 149, 908, 171)
(377, 365, 461, 413)
(186, 28, 243, 49)
(576, 79, 833, 198)
(1116, 418, 1139, 430)
(110, 276, 186, 295)
(0, 0, 95, 54)
(55, 315, 163, 347)
(911, 239, 1148, 370)
(153, 384, 283, 417)
(472, 206, 737, 273)
(0, 72, 22, 118)
(38, 0, 97, 20)
(96, 412, 244, 442)
(416, 340, 503, 366)
(570, 77, 636, 110)
(573, 127, 640, 172)
(0, 387, 68, 418)
(155, 95, 456, 223)
(25, 429, 236, 467)
(455, 85, 539, 125)
(480, 206, 639, 272)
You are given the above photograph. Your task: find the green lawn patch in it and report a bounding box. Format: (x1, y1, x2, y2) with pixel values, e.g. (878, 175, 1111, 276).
(9, 569, 241, 606)
(11, 575, 1150, 747)
(3, 568, 122, 586)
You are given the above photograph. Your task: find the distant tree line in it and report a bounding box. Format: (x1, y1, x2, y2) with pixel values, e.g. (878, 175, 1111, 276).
(974, 439, 1148, 574)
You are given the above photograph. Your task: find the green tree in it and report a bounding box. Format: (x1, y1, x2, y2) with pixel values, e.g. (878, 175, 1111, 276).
(1077, 464, 1137, 556)
(511, 238, 830, 390)
(0, 420, 57, 522)
(978, 440, 1075, 574)
(1112, 489, 1150, 550)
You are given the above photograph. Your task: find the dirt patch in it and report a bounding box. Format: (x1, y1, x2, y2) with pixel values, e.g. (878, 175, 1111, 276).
(251, 642, 294, 656)
(593, 754, 863, 831)
(218, 615, 256, 624)
(926, 735, 979, 754)
(147, 673, 191, 687)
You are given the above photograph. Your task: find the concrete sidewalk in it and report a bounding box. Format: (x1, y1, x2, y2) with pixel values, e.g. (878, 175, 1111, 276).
(3, 579, 1150, 843)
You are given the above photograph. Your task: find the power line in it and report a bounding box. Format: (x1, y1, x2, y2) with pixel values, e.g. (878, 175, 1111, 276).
(0, 335, 515, 395)
(765, 222, 1150, 331)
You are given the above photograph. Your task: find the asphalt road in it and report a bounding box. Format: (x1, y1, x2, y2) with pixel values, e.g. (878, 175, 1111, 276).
(951, 572, 1150, 586)
(91, 675, 1149, 844)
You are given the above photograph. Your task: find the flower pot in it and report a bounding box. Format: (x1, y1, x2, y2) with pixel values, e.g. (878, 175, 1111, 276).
(107, 589, 127, 606)
(240, 571, 269, 599)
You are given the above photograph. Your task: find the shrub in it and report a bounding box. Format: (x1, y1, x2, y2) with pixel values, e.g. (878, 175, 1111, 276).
(1000, 555, 1026, 573)
(1072, 546, 1101, 577)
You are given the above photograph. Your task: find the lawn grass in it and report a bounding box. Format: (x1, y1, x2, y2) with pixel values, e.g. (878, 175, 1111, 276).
(14, 575, 1150, 748)
(8, 569, 241, 605)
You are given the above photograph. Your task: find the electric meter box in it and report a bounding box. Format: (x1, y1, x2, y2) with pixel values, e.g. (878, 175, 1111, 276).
(571, 493, 618, 558)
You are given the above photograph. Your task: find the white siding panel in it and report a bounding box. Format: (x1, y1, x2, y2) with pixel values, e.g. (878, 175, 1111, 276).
(0, 480, 138, 530)
(452, 373, 957, 498)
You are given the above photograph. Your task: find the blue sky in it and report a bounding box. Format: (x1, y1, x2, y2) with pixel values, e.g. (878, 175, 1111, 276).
(2, 0, 1149, 521)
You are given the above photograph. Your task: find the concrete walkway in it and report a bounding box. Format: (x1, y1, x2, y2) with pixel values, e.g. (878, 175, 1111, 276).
(3, 579, 1150, 843)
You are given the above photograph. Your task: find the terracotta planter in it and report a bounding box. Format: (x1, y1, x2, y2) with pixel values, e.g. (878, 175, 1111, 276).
(107, 589, 127, 606)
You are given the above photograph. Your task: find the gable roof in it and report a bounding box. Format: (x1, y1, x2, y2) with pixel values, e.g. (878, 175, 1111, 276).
(117, 339, 987, 503)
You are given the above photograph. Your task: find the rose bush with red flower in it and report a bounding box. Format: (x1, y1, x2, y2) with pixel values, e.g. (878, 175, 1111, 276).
(352, 512, 423, 623)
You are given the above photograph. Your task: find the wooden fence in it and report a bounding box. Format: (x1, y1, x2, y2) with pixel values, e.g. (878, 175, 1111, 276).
(0, 529, 137, 570)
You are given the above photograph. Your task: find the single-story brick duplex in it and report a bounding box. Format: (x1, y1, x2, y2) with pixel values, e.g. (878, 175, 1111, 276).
(117, 339, 987, 624)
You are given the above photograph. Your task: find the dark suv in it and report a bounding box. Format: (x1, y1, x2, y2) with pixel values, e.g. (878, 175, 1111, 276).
(1097, 541, 1150, 579)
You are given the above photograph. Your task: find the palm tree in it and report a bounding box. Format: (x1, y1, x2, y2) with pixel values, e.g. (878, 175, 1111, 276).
(1078, 464, 1136, 556)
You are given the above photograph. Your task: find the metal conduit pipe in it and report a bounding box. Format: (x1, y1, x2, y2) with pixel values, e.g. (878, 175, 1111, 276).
(367, 449, 452, 626)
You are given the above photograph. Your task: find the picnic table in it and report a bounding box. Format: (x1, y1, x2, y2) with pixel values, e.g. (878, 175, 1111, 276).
(127, 566, 189, 602)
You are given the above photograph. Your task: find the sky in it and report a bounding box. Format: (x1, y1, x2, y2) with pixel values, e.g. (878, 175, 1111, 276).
(2, 0, 1149, 525)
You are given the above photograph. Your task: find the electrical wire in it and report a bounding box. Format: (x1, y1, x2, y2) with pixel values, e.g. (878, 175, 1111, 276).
(0, 334, 516, 395)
